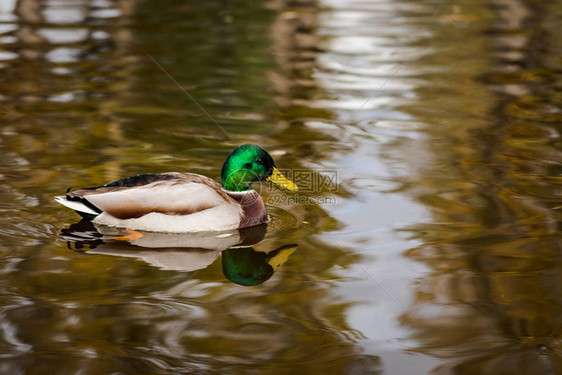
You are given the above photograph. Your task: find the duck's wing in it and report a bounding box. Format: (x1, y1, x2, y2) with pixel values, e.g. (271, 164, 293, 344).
(61, 173, 235, 220)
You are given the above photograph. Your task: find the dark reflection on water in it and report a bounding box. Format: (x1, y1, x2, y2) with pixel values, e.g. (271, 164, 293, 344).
(61, 220, 297, 286)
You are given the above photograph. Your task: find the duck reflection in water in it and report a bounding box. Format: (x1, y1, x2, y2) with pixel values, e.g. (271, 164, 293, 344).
(60, 220, 297, 286)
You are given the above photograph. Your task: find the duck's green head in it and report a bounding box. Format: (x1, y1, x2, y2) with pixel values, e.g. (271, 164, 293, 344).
(221, 144, 298, 192)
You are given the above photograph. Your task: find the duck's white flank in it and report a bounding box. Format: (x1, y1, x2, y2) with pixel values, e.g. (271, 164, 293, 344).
(92, 205, 240, 233)
(57, 182, 244, 233)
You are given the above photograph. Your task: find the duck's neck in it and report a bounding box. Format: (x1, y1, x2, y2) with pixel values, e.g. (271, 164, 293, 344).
(221, 167, 254, 192)
(222, 187, 255, 195)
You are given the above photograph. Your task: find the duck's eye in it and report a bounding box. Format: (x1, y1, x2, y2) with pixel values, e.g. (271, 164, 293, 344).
(256, 158, 263, 164)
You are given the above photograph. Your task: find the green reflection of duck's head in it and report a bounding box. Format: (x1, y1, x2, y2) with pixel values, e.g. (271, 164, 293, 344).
(222, 244, 297, 286)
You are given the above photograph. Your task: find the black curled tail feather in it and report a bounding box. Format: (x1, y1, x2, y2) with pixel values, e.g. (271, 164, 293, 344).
(65, 187, 103, 217)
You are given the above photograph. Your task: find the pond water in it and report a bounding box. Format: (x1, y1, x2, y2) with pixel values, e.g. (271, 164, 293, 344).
(1, 0, 561, 374)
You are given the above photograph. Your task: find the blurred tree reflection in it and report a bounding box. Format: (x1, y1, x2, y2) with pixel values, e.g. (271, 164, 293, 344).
(401, 0, 562, 374)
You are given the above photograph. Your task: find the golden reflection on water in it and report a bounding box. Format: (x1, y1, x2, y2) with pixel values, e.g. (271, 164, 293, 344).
(398, 0, 562, 373)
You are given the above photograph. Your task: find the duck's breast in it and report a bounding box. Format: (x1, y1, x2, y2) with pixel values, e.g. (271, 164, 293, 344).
(226, 190, 268, 228)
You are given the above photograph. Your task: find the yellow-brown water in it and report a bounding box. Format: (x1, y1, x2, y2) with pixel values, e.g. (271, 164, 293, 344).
(1, 0, 561, 373)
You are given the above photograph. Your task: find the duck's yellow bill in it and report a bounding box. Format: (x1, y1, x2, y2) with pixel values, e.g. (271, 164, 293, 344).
(267, 167, 298, 191)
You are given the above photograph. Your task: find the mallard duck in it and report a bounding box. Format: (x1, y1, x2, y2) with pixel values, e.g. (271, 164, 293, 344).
(55, 144, 298, 233)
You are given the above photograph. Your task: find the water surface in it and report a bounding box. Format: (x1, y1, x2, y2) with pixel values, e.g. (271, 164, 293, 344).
(0, 0, 561, 374)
